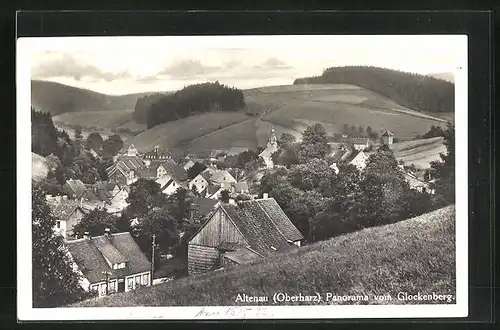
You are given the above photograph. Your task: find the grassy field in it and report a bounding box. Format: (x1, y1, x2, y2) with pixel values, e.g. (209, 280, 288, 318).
(72, 205, 455, 307)
(52, 109, 146, 132)
(258, 85, 449, 139)
(122, 112, 250, 153)
(392, 137, 446, 169)
(32, 153, 48, 181)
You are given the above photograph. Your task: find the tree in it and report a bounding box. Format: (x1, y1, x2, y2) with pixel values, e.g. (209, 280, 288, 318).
(358, 125, 365, 135)
(102, 134, 123, 157)
(297, 123, 331, 163)
(288, 158, 335, 192)
(126, 179, 167, 219)
(166, 188, 194, 224)
(187, 162, 207, 180)
(32, 184, 89, 307)
(366, 126, 373, 136)
(430, 122, 455, 203)
(356, 148, 412, 228)
(38, 177, 64, 196)
(86, 132, 103, 152)
(278, 132, 296, 147)
(74, 125, 83, 140)
(73, 209, 119, 237)
(219, 190, 230, 203)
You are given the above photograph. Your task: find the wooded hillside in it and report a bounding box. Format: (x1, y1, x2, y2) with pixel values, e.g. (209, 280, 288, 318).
(146, 82, 245, 129)
(294, 66, 454, 113)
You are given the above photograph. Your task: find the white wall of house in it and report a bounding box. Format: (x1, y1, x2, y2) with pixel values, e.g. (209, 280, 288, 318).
(125, 271, 151, 292)
(189, 175, 208, 193)
(350, 152, 368, 171)
(162, 181, 180, 196)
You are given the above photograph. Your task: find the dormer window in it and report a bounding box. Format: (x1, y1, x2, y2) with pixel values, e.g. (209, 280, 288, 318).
(113, 262, 126, 269)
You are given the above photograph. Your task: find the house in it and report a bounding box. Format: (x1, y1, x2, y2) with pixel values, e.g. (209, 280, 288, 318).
(126, 144, 139, 157)
(204, 184, 224, 199)
(191, 197, 220, 220)
(89, 148, 101, 160)
(65, 231, 151, 297)
(381, 130, 395, 146)
(182, 159, 195, 171)
(209, 149, 226, 163)
(46, 195, 86, 240)
(234, 181, 249, 194)
(259, 126, 278, 169)
(156, 176, 181, 196)
(210, 170, 237, 186)
(187, 197, 304, 275)
(189, 172, 211, 194)
(63, 179, 87, 199)
(404, 171, 435, 194)
(349, 137, 370, 151)
(107, 185, 130, 214)
(225, 147, 249, 157)
(106, 155, 145, 185)
(344, 150, 368, 172)
(143, 145, 172, 162)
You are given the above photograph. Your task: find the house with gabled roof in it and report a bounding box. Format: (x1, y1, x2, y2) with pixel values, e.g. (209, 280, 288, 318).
(65, 231, 151, 297)
(156, 176, 181, 196)
(143, 145, 172, 162)
(46, 195, 86, 240)
(225, 147, 249, 157)
(63, 179, 88, 200)
(189, 172, 211, 194)
(187, 197, 304, 275)
(381, 130, 395, 146)
(106, 155, 145, 186)
(349, 137, 370, 151)
(209, 170, 237, 186)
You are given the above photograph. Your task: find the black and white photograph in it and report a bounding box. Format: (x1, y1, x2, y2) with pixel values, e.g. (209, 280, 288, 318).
(17, 34, 468, 320)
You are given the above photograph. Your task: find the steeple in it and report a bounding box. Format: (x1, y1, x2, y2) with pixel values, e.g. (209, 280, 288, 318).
(267, 125, 277, 147)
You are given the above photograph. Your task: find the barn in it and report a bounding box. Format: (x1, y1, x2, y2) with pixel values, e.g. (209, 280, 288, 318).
(187, 197, 304, 276)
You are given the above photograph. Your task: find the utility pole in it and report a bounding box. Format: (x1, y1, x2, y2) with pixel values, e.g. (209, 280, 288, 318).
(151, 234, 156, 282)
(102, 271, 112, 295)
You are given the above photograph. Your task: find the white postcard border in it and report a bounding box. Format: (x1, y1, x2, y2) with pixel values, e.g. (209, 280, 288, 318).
(17, 35, 468, 320)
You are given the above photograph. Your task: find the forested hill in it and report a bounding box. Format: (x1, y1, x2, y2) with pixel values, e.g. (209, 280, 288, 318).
(31, 80, 148, 115)
(141, 81, 246, 129)
(293, 66, 454, 113)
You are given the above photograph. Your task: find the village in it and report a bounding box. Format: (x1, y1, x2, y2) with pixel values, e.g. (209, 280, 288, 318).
(42, 123, 437, 299)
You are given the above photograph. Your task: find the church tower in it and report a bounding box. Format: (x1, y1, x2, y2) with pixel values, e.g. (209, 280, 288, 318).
(267, 125, 277, 147)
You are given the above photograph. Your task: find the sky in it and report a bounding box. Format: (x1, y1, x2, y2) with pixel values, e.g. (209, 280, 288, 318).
(25, 35, 466, 95)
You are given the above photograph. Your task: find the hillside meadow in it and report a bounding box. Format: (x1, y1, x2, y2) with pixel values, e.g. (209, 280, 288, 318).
(72, 205, 455, 307)
(392, 137, 446, 169)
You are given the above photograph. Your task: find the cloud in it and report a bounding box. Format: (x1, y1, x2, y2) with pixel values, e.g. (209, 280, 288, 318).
(157, 59, 221, 79)
(254, 57, 293, 70)
(31, 52, 131, 82)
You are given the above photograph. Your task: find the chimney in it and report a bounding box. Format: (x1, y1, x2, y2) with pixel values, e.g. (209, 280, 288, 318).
(83, 232, 90, 240)
(263, 193, 269, 199)
(80, 197, 84, 208)
(104, 228, 111, 238)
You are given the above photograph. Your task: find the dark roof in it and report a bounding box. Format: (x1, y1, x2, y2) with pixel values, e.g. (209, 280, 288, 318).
(209, 149, 225, 158)
(63, 179, 87, 198)
(158, 160, 188, 181)
(223, 247, 262, 265)
(46, 198, 81, 221)
(191, 197, 219, 217)
(219, 198, 303, 256)
(106, 156, 145, 178)
(144, 146, 172, 159)
(343, 150, 363, 164)
(330, 149, 350, 162)
(382, 130, 394, 137)
(200, 171, 212, 182)
(137, 167, 157, 179)
(66, 232, 151, 284)
(206, 184, 222, 196)
(225, 147, 248, 157)
(349, 137, 370, 145)
(210, 170, 236, 184)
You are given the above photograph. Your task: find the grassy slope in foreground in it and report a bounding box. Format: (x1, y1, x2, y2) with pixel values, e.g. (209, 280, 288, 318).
(73, 205, 455, 307)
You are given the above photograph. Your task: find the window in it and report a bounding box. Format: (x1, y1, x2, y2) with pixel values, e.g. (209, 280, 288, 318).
(90, 285, 98, 292)
(135, 275, 141, 286)
(100, 283, 106, 295)
(142, 274, 149, 286)
(56, 221, 61, 229)
(109, 281, 116, 292)
(127, 277, 134, 290)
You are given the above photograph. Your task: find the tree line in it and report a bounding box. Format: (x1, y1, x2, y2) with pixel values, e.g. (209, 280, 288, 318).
(135, 82, 245, 129)
(294, 66, 454, 114)
(32, 108, 123, 195)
